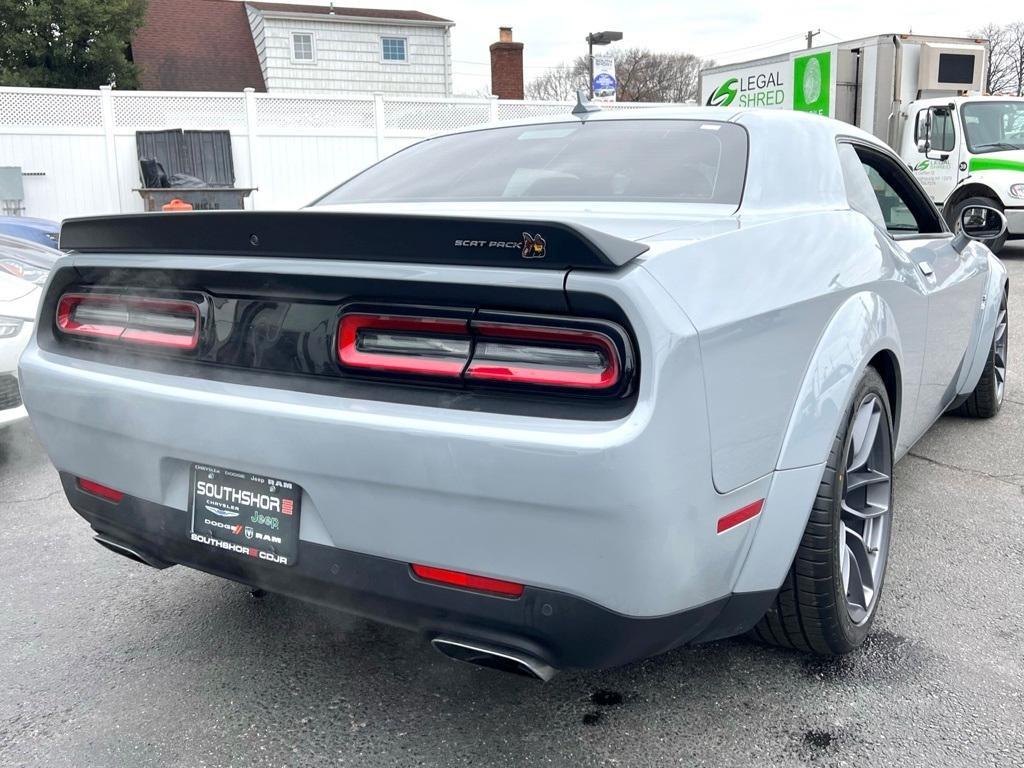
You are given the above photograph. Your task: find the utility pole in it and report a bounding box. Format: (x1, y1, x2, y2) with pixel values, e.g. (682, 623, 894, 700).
(806, 29, 820, 49)
(588, 36, 594, 98)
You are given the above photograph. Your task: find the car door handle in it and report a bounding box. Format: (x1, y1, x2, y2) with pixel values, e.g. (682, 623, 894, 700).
(917, 261, 934, 277)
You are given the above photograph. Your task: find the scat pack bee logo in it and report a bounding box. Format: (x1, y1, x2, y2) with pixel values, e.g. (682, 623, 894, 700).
(521, 233, 546, 259)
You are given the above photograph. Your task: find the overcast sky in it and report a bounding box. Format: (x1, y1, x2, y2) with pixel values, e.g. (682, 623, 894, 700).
(251, 1, 1021, 94)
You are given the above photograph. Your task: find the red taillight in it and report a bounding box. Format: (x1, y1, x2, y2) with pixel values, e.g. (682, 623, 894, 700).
(337, 311, 625, 392)
(77, 478, 125, 503)
(411, 564, 524, 598)
(338, 314, 470, 376)
(717, 499, 764, 534)
(56, 293, 200, 350)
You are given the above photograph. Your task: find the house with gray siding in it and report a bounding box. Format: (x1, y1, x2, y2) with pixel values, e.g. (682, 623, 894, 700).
(244, 2, 454, 96)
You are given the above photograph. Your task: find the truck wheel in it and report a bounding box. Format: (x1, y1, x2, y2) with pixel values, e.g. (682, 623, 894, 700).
(953, 290, 1008, 418)
(753, 368, 893, 655)
(948, 195, 1008, 254)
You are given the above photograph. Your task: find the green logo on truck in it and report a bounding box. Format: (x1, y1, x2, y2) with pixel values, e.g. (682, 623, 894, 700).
(706, 78, 738, 107)
(793, 51, 831, 116)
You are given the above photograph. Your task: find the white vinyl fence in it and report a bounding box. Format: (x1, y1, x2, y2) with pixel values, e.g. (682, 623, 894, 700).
(0, 86, 670, 221)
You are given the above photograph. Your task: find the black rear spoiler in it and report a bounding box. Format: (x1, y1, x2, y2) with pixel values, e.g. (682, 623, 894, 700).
(58, 211, 648, 271)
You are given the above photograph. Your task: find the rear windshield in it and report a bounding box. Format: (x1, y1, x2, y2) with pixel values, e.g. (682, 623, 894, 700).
(315, 119, 748, 206)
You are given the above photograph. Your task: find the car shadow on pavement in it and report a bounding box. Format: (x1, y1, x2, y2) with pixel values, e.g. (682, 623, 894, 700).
(82, 567, 930, 765)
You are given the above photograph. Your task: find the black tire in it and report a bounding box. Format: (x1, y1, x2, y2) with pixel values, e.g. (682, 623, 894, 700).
(753, 368, 894, 655)
(953, 290, 1008, 418)
(947, 195, 1008, 254)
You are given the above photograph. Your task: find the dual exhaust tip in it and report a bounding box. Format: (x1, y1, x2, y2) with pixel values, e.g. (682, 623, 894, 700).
(431, 637, 556, 682)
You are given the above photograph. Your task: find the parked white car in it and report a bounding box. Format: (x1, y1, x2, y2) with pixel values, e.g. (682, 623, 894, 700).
(0, 234, 60, 430)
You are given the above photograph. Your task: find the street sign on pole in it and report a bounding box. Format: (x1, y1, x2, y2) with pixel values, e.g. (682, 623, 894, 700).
(591, 53, 617, 102)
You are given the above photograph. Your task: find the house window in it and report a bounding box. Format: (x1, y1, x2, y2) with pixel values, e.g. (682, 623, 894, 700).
(291, 32, 315, 63)
(381, 37, 407, 62)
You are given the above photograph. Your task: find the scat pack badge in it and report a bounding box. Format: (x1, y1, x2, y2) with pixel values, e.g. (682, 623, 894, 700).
(453, 232, 547, 260)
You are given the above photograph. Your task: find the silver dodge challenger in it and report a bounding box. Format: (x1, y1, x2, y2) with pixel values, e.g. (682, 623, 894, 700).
(19, 107, 1009, 680)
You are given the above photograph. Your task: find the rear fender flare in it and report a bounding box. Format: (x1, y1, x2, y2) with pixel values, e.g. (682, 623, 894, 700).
(957, 254, 1009, 396)
(776, 291, 903, 472)
(732, 291, 903, 595)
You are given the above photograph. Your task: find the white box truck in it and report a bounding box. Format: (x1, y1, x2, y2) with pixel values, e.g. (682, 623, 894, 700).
(700, 34, 1024, 252)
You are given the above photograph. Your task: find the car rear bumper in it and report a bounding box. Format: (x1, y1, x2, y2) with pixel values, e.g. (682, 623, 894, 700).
(66, 474, 773, 670)
(21, 314, 788, 618)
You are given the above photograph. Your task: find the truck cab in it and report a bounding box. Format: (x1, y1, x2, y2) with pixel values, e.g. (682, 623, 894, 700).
(902, 96, 1024, 244)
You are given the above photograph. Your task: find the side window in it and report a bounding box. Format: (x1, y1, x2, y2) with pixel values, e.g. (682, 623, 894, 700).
(862, 165, 918, 233)
(929, 107, 955, 152)
(838, 143, 945, 236)
(381, 37, 408, 62)
(838, 143, 887, 231)
(914, 107, 956, 153)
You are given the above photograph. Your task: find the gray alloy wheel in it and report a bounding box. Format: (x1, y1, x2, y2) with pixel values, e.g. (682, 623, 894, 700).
(753, 367, 893, 655)
(839, 392, 892, 626)
(954, 290, 1008, 418)
(994, 297, 1008, 405)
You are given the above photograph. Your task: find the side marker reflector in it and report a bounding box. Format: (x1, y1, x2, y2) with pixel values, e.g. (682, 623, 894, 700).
(717, 499, 764, 534)
(77, 478, 125, 503)
(411, 564, 524, 598)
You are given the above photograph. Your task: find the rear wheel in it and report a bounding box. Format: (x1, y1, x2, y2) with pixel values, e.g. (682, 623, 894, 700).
(947, 195, 1008, 254)
(753, 368, 893, 655)
(953, 290, 1008, 418)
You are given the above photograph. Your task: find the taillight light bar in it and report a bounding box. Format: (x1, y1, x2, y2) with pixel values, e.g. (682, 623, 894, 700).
(466, 321, 619, 390)
(338, 314, 470, 376)
(56, 293, 200, 350)
(336, 309, 630, 393)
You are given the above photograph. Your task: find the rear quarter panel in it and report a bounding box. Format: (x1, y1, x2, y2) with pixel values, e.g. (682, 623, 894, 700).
(640, 209, 928, 492)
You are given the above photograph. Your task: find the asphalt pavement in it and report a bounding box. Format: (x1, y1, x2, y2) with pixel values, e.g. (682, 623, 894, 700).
(2, 244, 1023, 768)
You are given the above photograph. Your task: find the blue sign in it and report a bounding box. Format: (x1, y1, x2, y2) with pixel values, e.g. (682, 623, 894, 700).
(593, 73, 616, 91)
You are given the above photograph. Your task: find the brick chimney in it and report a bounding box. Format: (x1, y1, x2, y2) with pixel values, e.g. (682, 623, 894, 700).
(490, 27, 524, 100)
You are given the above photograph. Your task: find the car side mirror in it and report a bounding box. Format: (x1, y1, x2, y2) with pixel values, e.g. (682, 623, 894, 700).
(915, 111, 931, 154)
(953, 205, 1008, 252)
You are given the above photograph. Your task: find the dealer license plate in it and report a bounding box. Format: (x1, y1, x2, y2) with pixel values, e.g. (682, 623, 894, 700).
(188, 463, 301, 567)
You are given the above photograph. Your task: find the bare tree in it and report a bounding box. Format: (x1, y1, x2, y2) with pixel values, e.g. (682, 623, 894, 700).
(1011, 22, 1024, 96)
(525, 58, 589, 101)
(973, 23, 1019, 95)
(526, 48, 714, 103)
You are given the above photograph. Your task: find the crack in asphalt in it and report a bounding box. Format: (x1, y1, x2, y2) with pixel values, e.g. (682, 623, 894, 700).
(905, 451, 1024, 493)
(0, 489, 63, 505)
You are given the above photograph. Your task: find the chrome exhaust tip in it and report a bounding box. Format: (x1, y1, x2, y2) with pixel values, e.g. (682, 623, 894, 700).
(93, 534, 173, 570)
(431, 637, 556, 682)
